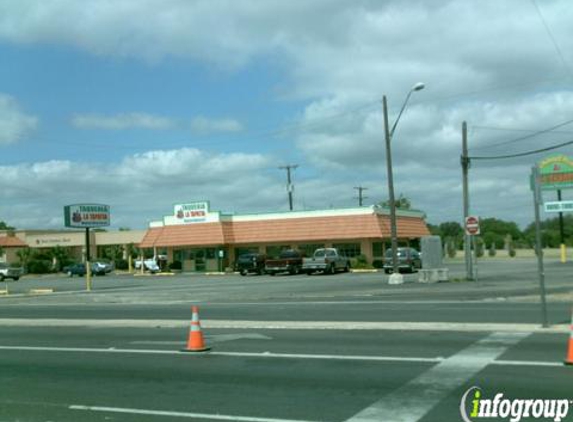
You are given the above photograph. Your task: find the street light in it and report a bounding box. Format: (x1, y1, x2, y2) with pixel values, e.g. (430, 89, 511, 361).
(383, 82, 425, 283)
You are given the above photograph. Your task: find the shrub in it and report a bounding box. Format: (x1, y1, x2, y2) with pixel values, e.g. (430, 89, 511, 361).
(446, 238, 457, 258)
(350, 255, 372, 269)
(372, 259, 384, 269)
(169, 260, 182, 270)
(27, 259, 53, 274)
(115, 259, 129, 270)
(488, 244, 496, 257)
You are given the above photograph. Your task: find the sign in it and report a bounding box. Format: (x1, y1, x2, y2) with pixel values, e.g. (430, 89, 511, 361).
(64, 204, 110, 228)
(538, 155, 573, 191)
(465, 215, 480, 236)
(544, 201, 573, 213)
(174, 201, 209, 224)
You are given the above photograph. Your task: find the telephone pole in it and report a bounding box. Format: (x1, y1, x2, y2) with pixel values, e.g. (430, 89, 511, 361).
(461, 121, 473, 280)
(354, 186, 368, 206)
(279, 164, 298, 211)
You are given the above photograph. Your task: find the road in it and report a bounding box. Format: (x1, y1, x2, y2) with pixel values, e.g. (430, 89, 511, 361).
(1, 259, 572, 421)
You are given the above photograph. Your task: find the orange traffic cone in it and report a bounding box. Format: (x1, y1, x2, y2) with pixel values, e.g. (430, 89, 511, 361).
(182, 306, 211, 352)
(565, 309, 573, 366)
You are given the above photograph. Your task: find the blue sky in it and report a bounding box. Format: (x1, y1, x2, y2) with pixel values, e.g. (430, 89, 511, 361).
(1, 0, 573, 230)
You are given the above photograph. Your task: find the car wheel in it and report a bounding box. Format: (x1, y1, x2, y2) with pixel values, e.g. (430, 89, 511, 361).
(240, 270, 247, 276)
(0, 275, 4, 282)
(13, 277, 19, 281)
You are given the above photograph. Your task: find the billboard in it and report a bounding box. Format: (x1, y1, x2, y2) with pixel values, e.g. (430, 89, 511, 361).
(64, 204, 110, 228)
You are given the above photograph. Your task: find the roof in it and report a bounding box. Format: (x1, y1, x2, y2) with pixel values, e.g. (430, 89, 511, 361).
(0, 236, 28, 247)
(139, 223, 225, 248)
(139, 213, 429, 248)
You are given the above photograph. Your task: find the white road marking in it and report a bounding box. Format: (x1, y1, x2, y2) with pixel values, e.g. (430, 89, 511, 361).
(0, 318, 567, 332)
(69, 404, 322, 422)
(344, 332, 530, 422)
(0, 343, 561, 367)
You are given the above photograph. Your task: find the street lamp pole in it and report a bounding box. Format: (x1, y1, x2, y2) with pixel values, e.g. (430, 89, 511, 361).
(382, 83, 425, 282)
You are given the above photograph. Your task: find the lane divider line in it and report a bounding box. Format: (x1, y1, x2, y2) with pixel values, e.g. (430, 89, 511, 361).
(69, 404, 322, 422)
(0, 344, 563, 367)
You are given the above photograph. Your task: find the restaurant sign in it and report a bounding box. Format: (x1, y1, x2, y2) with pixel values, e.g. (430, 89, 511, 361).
(174, 201, 209, 224)
(538, 155, 573, 191)
(64, 204, 111, 228)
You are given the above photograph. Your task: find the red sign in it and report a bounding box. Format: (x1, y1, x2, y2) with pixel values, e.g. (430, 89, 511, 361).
(465, 216, 480, 236)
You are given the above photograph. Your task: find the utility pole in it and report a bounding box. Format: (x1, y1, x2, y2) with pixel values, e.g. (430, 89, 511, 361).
(354, 186, 368, 206)
(279, 164, 298, 211)
(461, 121, 474, 280)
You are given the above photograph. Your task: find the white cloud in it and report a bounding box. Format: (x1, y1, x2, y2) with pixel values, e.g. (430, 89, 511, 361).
(0, 93, 37, 145)
(0, 148, 274, 229)
(71, 112, 175, 130)
(190, 116, 243, 134)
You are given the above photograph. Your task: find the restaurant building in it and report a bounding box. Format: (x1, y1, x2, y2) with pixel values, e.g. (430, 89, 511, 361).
(139, 201, 430, 272)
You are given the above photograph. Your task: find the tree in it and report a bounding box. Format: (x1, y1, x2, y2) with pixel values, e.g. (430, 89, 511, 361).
(379, 194, 412, 210)
(0, 221, 15, 230)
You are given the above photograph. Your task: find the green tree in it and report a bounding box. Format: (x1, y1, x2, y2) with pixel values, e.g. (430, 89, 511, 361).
(0, 221, 15, 230)
(379, 194, 412, 210)
(16, 248, 32, 270)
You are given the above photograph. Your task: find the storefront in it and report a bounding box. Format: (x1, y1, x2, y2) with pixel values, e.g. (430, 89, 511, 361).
(139, 201, 431, 271)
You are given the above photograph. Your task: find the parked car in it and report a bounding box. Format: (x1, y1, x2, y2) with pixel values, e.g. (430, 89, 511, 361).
(264, 249, 305, 275)
(0, 262, 23, 281)
(63, 263, 86, 277)
(235, 253, 266, 276)
(92, 261, 114, 274)
(383, 247, 422, 273)
(134, 258, 160, 273)
(63, 262, 107, 277)
(302, 248, 350, 275)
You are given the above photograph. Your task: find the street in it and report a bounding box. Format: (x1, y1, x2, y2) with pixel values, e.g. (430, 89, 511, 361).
(1, 259, 572, 422)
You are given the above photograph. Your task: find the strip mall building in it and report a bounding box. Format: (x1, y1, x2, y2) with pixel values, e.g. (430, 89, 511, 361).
(139, 201, 430, 272)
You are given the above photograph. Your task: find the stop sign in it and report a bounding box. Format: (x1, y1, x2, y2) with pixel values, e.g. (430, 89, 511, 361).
(465, 216, 480, 236)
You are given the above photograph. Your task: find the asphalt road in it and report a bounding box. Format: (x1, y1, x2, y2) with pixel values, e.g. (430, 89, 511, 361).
(1, 258, 572, 422)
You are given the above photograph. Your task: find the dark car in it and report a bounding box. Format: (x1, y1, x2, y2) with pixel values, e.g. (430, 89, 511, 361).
(63, 263, 107, 277)
(264, 249, 305, 275)
(383, 247, 422, 274)
(63, 263, 86, 277)
(235, 253, 266, 276)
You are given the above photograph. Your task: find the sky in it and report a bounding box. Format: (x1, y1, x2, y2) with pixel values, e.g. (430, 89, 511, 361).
(1, 0, 573, 230)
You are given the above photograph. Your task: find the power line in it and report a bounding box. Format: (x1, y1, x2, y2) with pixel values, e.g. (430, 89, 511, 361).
(469, 117, 573, 151)
(469, 138, 573, 160)
(531, 0, 573, 80)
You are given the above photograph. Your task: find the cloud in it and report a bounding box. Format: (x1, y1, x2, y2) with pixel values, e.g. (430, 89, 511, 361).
(0, 93, 38, 145)
(71, 112, 175, 130)
(0, 148, 274, 229)
(190, 116, 243, 134)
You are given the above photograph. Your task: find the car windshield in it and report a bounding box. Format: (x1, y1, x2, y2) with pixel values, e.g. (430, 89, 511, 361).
(385, 249, 409, 257)
(313, 249, 328, 258)
(238, 254, 257, 261)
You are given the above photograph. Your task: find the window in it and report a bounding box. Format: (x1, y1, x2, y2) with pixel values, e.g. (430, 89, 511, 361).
(266, 245, 290, 259)
(372, 242, 385, 258)
(332, 243, 361, 258)
(235, 247, 260, 258)
(298, 244, 324, 257)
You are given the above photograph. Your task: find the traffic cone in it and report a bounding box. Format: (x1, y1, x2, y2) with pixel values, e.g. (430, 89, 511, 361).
(182, 306, 211, 352)
(565, 309, 573, 366)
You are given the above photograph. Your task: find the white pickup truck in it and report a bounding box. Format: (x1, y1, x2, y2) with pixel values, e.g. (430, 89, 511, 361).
(301, 248, 350, 275)
(134, 258, 161, 273)
(0, 262, 23, 281)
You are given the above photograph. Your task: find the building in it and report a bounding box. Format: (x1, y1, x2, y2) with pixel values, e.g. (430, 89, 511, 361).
(0, 229, 146, 264)
(139, 201, 430, 272)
